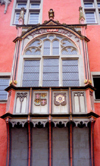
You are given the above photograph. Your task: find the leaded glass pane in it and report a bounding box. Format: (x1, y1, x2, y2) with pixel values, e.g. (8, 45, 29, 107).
(62, 60, 79, 86)
(43, 59, 59, 86)
(30, 3, 40, 9)
(29, 13, 39, 24)
(52, 40, 59, 55)
(22, 60, 40, 87)
(85, 12, 95, 23)
(0, 78, 9, 100)
(43, 40, 50, 55)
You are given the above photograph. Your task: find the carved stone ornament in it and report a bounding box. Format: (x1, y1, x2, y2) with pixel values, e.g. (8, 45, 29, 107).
(54, 93, 66, 106)
(29, 29, 80, 45)
(53, 119, 69, 127)
(34, 93, 47, 106)
(31, 119, 48, 127)
(17, 93, 27, 102)
(10, 119, 27, 127)
(0, 0, 11, 14)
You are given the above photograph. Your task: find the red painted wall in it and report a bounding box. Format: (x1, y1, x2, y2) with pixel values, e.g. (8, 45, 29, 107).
(0, 0, 17, 72)
(0, 0, 16, 165)
(0, 0, 100, 166)
(86, 26, 100, 166)
(42, 0, 81, 24)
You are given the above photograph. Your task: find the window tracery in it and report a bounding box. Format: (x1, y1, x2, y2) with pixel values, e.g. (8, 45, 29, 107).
(22, 34, 79, 87)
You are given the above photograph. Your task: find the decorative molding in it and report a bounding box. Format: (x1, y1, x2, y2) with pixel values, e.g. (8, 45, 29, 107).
(29, 28, 80, 45)
(25, 39, 42, 54)
(73, 118, 95, 127)
(52, 119, 69, 127)
(17, 92, 27, 102)
(10, 119, 27, 127)
(31, 119, 48, 127)
(54, 93, 66, 106)
(0, 0, 11, 14)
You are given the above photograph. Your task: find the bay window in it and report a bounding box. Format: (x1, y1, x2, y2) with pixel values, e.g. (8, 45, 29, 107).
(22, 34, 79, 87)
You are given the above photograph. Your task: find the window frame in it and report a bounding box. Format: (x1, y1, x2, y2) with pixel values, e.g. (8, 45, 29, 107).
(91, 72, 100, 102)
(10, 0, 43, 25)
(0, 73, 10, 102)
(21, 34, 81, 87)
(81, 0, 100, 24)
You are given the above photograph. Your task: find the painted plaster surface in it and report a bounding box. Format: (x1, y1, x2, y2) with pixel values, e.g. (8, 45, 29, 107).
(53, 127, 69, 166)
(73, 127, 90, 166)
(42, 0, 81, 24)
(0, 0, 17, 72)
(11, 127, 27, 166)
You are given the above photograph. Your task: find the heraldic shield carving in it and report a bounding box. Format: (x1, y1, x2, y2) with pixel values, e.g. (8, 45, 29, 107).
(34, 93, 47, 106)
(54, 93, 66, 106)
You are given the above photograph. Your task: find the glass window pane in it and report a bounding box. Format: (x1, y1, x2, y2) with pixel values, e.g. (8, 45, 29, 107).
(84, 3, 93, 8)
(17, 3, 26, 9)
(52, 40, 59, 55)
(97, 3, 100, 7)
(85, 12, 95, 23)
(43, 59, 59, 86)
(22, 60, 40, 87)
(43, 40, 50, 55)
(30, 3, 40, 8)
(62, 60, 79, 86)
(0, 78, 9, 100)
(29, 13, 39, 24)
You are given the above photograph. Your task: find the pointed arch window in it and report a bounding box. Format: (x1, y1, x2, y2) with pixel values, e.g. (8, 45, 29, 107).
(23, 34, 79, 87)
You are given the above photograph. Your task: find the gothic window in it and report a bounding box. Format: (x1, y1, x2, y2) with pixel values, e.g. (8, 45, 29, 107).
(22, 34, 79, 87)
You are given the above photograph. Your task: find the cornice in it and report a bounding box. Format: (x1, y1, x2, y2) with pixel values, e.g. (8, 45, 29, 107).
(5, 84, 95, 92)
(13, 19, 89, 43)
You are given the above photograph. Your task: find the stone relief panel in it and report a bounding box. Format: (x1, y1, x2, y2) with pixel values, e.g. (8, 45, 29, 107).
(32, 91, 48, 114)
(73, 91, 86, 113)
(53, 91, 68, 114)
(14, 91, 29, 114)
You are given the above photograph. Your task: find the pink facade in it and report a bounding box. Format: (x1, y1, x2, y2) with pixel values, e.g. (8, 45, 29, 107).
(0, 0, 100, 166)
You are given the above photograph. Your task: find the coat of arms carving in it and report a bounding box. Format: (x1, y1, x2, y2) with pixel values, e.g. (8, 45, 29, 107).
(54, 93, 66, 106)
(34, 93, 47, 106)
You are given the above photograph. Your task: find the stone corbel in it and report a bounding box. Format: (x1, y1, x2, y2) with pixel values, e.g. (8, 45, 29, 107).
(53, 119, 69, 127)
(10, 119, 27, 127)
(31, 119, 48, 127)
(0, 0, 11, 14)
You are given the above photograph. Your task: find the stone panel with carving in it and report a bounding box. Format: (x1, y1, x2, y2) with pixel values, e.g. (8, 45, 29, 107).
(14, 92, 29, 114)
(73, 91, 86, 113)
(53, 91, 68, 114)
(32, 91, 48, 114)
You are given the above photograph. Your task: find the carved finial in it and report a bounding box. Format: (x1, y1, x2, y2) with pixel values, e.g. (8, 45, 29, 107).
(0, 0, 11, 14)
(18, 8, 25, 24)
(48, 9, 54, 19)
(79, 6, 85, 24)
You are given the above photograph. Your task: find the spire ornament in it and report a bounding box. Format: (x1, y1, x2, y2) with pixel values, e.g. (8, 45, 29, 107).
(18, 8, 25, 25)
(79, 6, 85, 24)
(48, 9, 54, 19)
